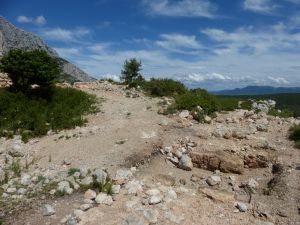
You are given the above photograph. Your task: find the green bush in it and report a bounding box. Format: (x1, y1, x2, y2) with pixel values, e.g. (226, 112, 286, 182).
(141, 78, 187, 97)
(216, 97, 239, 111)
(268, 109, 293, 118)
(289, 125, 300, 149)
(172, 89, 218, 115)
(0, 49, 60, 93)
(0, 87, 98, 140)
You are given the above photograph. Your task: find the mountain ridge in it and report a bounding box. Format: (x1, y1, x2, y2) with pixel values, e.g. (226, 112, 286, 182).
(0, 16, 95, 82)
(212, 85, 300, 96)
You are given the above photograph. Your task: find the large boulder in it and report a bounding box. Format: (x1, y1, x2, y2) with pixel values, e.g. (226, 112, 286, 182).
(190, 151, 244, 174)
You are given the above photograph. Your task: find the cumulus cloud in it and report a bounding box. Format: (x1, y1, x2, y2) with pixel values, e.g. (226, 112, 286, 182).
(243, 0, 278, 14)
(268, 76, 290, 85)
(17, 15, 46, 25)
(201, 22, 300, 55)
(156, 33, 202, 53)
(40, 27, 90, 42)
(186, 73, 231, 82)
(142, 0, 217, 18)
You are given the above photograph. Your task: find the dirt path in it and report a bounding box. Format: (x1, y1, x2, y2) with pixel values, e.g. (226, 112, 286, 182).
(30, 83, 176, 173)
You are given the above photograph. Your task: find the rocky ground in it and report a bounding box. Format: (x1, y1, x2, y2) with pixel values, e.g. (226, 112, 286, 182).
(0, 81, 299, 225)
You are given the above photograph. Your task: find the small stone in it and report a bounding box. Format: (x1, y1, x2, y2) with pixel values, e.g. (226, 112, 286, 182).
(112, 185, 120, 194)
(204, 115, 212, 124)
(149, 195, 162, 205)
(236, 202, 248, 212)
(113, 169, 133, 185)
(125, 180, 143, 194)
(179, 178, 186, 185)
(95, 193, 113, 205)
(57, 181, 70, 193)
(17, 188, 27, 195)
(206, 175, 221, 186)
(123, 215, 146, 225)
(164, 189, 177, 202)
(115, 139, 128, 145)
(42, 204, 55, 216)
(6, 187, 16, 193)
(247, 178, 259, 188)
(178, 154, 193, 171)
(143, 209, 159, 224)
(254, 221, 274, 225)
(20, 174, 31, 186)
(146, 188, 160, 196)
(80, 176, 93, 186)
(62, 159, 71, 165)
(179, 110, 190, 119)
(84, 189, 97, 200)
(80, 203, 93, 211)
(8, 144, 24, 157)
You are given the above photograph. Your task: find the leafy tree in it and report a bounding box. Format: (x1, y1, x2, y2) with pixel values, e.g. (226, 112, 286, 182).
(120, 58, 142, 84)
(0, 49, 61, 93)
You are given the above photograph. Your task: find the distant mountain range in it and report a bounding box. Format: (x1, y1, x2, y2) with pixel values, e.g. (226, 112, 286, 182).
(212, 86, 300, 96)
(0, 16, 95, 82)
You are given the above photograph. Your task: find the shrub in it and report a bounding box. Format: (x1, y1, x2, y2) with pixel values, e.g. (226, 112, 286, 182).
(120, 58, 143, 85)
(216, 97, 239, 111)
(0, 87, 98, 140)
(173, 89, 218, 115)
(141, 78, 187, 97)
(68, 168, 80, 176)
(268, 109, 293, 118)
(289, 125, 300, 149)
(0, 49, 61, 93)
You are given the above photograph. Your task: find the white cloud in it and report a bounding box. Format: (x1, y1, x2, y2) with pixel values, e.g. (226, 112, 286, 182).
(143, 0, 217, 18)
(16, 15, 46, 26)
(186, 73, 231, 82)
(268, 76, 290, 85)
(156, 33, 202, 53)
(201, 23, 300, 55)
(35, 16, 46, 25)
(17, 16, 32, 23)
(40, 27, 90, 42)
(243, 0, 278, 14)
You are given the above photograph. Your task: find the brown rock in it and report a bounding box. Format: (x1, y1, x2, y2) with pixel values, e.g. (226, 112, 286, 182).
(190, 151, 244, 174)
(199, 188, 235, 203)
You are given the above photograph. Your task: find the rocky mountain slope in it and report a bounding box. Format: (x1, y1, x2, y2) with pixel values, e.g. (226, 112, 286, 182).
(1, 81, 299, 225)
(0, 17, 94, 82)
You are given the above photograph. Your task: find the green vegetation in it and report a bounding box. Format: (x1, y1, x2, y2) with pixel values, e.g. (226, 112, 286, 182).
(0, 87, 98, 141)
(120, 58, 143, 85)
(0, 49, 60, 93)
(68, 168, 81, 176)
(289, 125, 300, 149)
(138, 78, 187, 97)
(172, 89, 218, 115)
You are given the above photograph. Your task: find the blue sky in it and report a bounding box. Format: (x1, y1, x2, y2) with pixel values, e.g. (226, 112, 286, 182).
(1, 0, 300, 90)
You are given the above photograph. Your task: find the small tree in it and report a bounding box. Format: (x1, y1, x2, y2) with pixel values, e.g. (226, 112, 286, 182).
(120, 58, 142, 85)
(0, 49, 61, 93)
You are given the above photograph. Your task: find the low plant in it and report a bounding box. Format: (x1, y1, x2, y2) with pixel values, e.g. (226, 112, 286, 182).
(289, 125, 300, 149)
(172, 89, 218, 115)
(141, 78, 187, 97)
(10, 160, 21, 177)
(268, 109, 293, 118)
(0, 87, 99, 140)
(68, 168, 80, 176)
